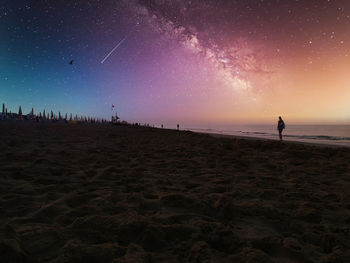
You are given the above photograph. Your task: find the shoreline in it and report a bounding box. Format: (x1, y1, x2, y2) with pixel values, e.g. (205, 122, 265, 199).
(190, 129, 350, 149)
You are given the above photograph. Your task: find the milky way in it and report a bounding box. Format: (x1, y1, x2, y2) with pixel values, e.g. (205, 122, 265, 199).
(1, 0, 349, 124)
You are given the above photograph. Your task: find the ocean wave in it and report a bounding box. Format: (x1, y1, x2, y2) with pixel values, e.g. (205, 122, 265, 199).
(285, 134, 350, 141)
(240, 131, 350, 141)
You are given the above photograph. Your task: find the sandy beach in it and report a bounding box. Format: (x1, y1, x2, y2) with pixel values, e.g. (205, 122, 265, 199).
(1, 123, 350, 263)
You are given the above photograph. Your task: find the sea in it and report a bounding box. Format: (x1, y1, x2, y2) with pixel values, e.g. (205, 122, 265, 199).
(187, 125, 350, 147)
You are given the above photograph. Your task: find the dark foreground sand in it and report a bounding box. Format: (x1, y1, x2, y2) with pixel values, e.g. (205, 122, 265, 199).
(0, 124, 350, 263)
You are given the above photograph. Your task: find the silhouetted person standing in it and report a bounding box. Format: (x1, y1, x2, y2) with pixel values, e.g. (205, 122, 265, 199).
(277, 116, 285, 141)
(177, 124, 179, 130)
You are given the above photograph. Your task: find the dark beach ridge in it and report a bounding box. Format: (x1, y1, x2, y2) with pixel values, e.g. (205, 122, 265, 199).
(1, 123, 350, 262)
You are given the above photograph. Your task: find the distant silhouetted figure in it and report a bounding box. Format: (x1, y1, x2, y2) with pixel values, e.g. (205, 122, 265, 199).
(161, 124, 163, 128)
(69, 60, 74, 65)
(177, 124, 179, 130)
(277, 116, 285, 141)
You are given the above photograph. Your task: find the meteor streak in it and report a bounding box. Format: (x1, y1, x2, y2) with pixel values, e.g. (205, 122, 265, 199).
(101, 36, 128, 64)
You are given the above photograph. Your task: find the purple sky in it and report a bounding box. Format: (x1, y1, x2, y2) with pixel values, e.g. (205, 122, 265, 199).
(1, 0, 349, 126)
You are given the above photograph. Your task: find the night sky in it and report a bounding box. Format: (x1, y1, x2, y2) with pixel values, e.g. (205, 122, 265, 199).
(1, 0, 349, 126)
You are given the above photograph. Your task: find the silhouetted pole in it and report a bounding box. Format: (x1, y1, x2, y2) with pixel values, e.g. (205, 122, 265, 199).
(18, 106, 22, 119)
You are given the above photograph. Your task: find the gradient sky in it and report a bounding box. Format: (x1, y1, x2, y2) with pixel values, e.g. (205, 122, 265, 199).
(1, 0, 349, 126)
